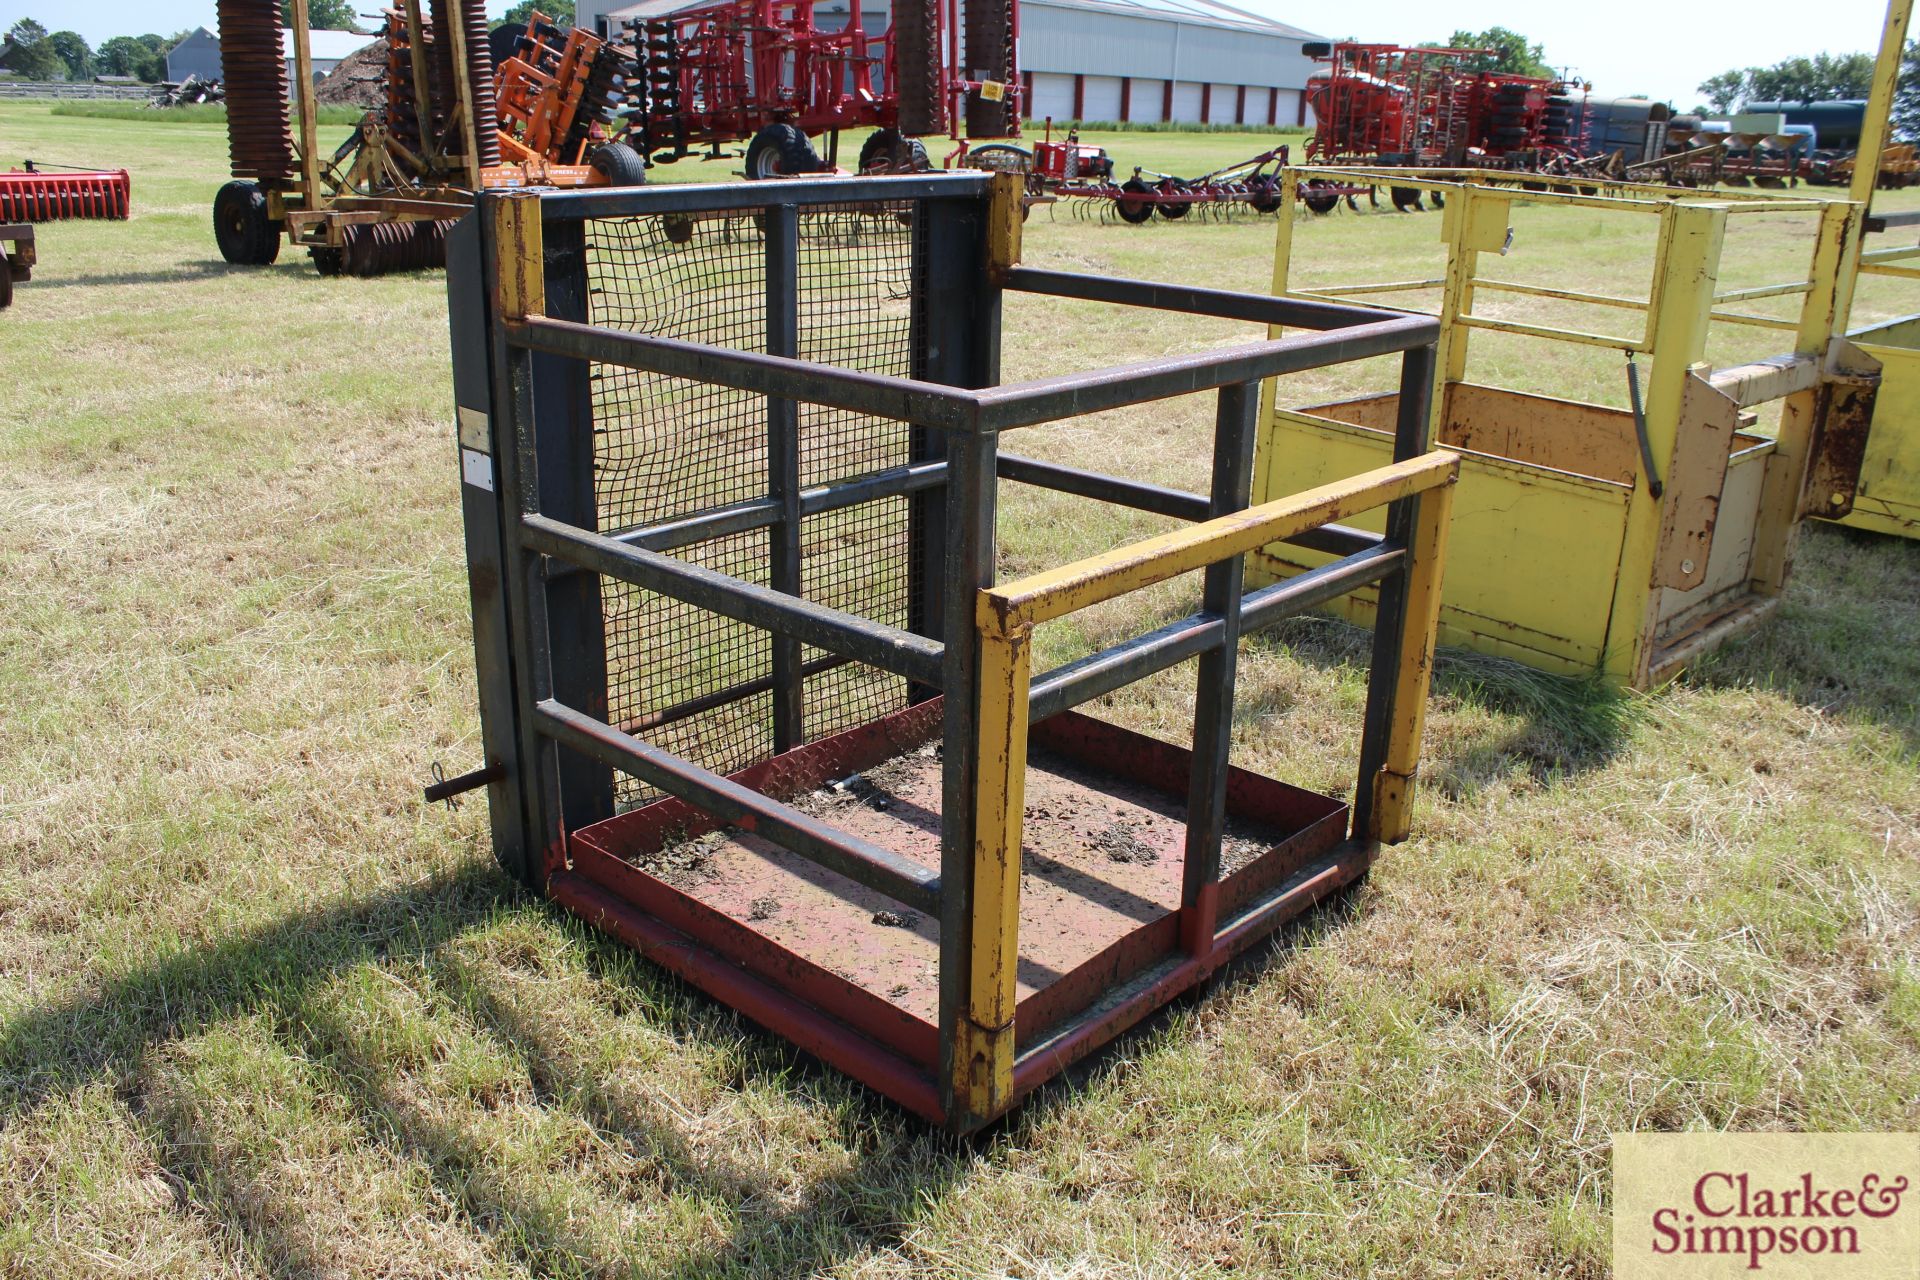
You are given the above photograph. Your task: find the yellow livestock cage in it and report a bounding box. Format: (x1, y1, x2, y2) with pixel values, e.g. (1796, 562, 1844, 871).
(1252, 170, 1880, 688)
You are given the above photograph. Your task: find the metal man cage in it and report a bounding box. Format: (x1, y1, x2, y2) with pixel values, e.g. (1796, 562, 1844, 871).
(1257, 168, 1879, 689)
(446, 172, 1460, 1132)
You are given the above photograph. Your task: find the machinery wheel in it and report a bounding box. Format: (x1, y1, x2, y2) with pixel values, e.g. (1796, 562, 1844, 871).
(965, 142, 1033, 174)
(858, 129, 931, 173)
(1390, 185, 1424, 212)
(1246, 176, 1281, 213)
(309, 246, 345, 276)
(590, 141, 648, 187)
(744, 123, 823, 179)
(1115, 178, 1155, 223)
(1156, 180, 1191, 219)
(1430, 189, 1445, 209)
(213, 180, 280, 266)
(1302, 179, 1341, 215)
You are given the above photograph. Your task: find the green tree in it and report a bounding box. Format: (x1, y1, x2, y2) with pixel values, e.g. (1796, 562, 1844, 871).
(96, 35, 150, 77)
(1698, 69, 1749, 113)
(503, 0, 575, 27)
(48, 30, 93, 80)
(283, 0, 366, 32)
(1425, 26, 1551, 79)
(2, 20, 63, 79)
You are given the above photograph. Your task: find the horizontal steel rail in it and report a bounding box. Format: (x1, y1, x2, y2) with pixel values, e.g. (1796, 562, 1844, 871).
(1455, 312, 1649, 353)
(531, 172, 995, 220)
(534, 699, 942, 914)
(983, 454, 1460, 631)
(1002, 267, 1400, 332)
(1714, 280, 1817, 303)
(1293, 279, 1444, 298)
(509, 316, 978, 431)
(998, 453, 1210, 520)
(543, 460, 953, 571)
(1475, 279, 1649, 311)
(1867, 208, 1920, 230)
(511, 313, 1437, 435)
(521, 512, 946, 686)
(996, 453, 1382, 556)
(618, 653, 849, 735)
(971, 318, 1435, 430)
(1025, 543, 1405, 721)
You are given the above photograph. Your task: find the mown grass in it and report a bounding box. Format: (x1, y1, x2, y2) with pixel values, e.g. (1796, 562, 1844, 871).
(50, 100, 370, 127)
(1, 99, 1917, 1278)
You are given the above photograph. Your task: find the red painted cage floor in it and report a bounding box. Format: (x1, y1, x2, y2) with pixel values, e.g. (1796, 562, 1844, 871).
(565, 701, 1351, 1068)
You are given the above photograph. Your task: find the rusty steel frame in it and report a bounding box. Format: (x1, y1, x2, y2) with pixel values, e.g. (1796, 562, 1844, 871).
(449, 171, 1458, 1132)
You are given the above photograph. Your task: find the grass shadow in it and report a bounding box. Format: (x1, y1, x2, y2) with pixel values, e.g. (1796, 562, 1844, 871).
(0, 859, 973, 1277)
(1678, 522, 1920, 753)
(1243, 612, 1641, 790)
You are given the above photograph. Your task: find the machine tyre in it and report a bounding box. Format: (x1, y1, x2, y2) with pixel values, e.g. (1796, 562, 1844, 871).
(213, 180, 280, 266)
(1390, 185, 1424, 211)
(1115, 178, 1155, 222)
(590, 141, 649, 186)
(744, 123, 823, 179)
(1156, 180, 1191, 219)
(309, 246, 346, 276)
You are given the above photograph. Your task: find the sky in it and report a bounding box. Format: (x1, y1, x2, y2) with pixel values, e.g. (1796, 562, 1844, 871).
(2, 0, 1902, 108)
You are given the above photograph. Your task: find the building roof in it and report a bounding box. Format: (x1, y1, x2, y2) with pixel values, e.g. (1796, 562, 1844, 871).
(608, 0, 1315, 37)
(282, 29, 374, 61)
(1022, 0, 1318, 39)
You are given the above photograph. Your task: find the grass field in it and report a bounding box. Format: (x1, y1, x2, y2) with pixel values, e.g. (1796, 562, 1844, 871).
(2, 101, 1918, 1278)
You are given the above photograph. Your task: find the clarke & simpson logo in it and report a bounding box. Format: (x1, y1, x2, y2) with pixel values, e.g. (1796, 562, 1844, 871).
(1614, 1133, 1919, 1279)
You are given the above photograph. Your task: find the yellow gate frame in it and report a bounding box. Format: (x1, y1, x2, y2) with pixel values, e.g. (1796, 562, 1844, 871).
(1253, 171, 1879, 688)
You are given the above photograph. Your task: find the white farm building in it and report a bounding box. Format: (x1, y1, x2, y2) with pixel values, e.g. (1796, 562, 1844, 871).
(578, 0, 1323, 126)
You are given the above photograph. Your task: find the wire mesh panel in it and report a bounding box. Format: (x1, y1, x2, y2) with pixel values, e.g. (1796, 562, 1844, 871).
(582, 200, 924, 803)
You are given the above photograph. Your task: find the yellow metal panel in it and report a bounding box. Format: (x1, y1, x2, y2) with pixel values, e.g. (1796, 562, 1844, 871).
(1252, 414, 1633, 674)
(1841, 327, 1920, 538)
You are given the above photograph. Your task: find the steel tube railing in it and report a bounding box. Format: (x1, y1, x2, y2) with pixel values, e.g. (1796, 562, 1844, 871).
(534, 699, 943, 913)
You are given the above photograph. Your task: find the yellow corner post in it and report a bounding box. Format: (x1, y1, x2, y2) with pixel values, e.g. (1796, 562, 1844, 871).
(1753, 199, 1866, 591)
(1606, 201, 1726, 685)
(960, 595, 1033, 1121)
(1367, 475, 1457, 843)
(493, 192, 546, 321)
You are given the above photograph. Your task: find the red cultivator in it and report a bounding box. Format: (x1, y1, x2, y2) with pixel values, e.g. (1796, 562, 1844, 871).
(971, 128, 1289, 224)
(624, 0, 1020, 175)
(0, 163, 132, 221)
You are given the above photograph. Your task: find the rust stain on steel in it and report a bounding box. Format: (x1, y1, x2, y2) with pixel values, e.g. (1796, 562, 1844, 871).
(1803, 378, 1878, 519)
(563, 704, 1347, 1043)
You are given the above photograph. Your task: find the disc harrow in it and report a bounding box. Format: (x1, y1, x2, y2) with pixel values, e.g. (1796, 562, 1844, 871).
(217, 0, 295, 180)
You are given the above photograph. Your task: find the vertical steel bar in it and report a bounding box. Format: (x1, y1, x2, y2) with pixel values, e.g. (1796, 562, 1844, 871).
(1177, 380, 1259, 955)
(908, 197, 986, 688)
(448, 212, 530, 883)
(965, 598, 1030, 1117)
(1366, 476, 1456, 842)
(938, 428, 999, 1128)
(486, 193, 569, 879)
(1350, 344, 1436, 842)
(535, 210, 615, 833)
(765, 201, 804, 751)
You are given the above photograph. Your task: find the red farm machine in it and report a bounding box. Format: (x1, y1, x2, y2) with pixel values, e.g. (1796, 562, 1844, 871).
(0, 161, 131, 312)
(621, 0, 1021, 176)
(212, 0, 645, 276)
(1300, 42, 1591, 211)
